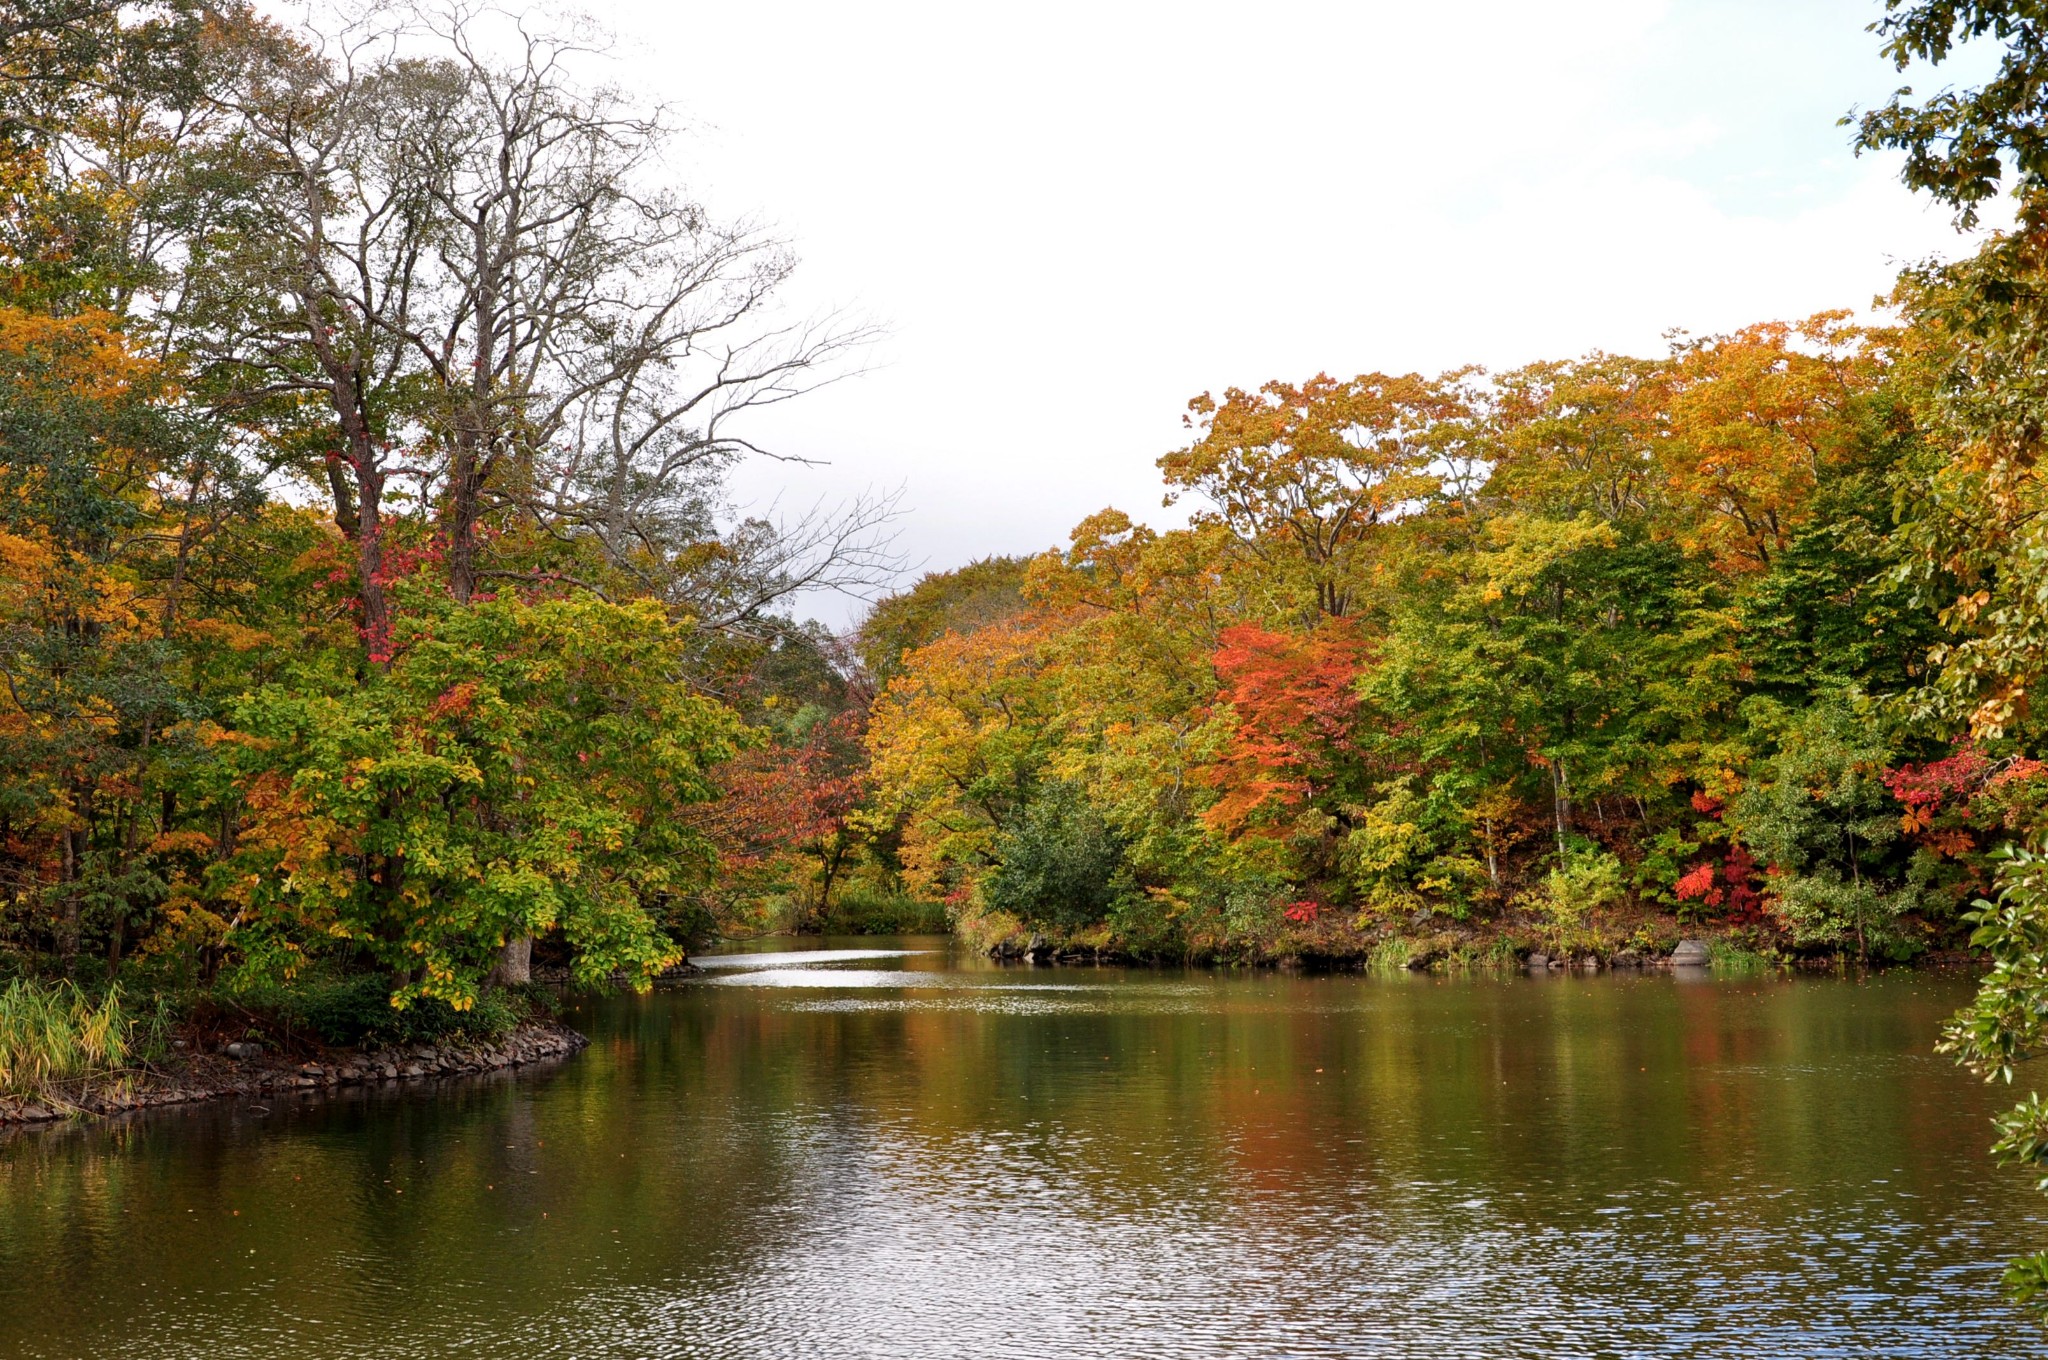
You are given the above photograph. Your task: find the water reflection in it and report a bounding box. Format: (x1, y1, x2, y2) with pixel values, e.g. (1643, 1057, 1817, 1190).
(0, 939, 2041, 1358)
(692, 948, 938, 970)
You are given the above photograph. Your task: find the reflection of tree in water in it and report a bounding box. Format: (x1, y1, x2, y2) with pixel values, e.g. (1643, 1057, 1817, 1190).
(0, 974, 2030, 1358)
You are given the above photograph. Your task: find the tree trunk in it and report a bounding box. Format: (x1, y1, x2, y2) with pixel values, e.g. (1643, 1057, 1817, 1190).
(60, 821, 80, 976)
(323, 452, 359, 537)
(305, 344, 390, 659)
(490, 934, 532, 987)
(1551, 759, 1571, 856)
(446, 437, 484, 604)
(448, 223, 501, 606)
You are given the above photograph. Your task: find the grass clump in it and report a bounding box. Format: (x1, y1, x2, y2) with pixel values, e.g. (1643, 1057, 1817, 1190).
(1435, 937, 1525, 976)
(1366, 937, 1418, 978)
(1706, 940, 1783, 978)
(0, 980, 154, 1098)
(818, 882, 949, 935)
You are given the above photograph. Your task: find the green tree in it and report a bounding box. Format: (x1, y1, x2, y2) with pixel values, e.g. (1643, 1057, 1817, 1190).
(1939, 844, 2048, 1317)
(1852, 0, 2048, 226)
(857, 556, 1028, 685)
(985, 781, 1133, 932)
(214, 588, 740, 1007)
(1729, 694, 1923, 961)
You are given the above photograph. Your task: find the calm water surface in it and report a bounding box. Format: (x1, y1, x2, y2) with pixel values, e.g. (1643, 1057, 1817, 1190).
(0, 938, 2042, 1358)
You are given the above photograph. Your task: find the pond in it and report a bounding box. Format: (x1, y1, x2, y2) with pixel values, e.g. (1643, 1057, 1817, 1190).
(0, 938, 2042, 1358)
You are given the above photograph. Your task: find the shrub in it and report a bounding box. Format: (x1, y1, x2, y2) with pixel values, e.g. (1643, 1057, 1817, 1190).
(1730, 692, 1922, 959)
(235, 973, 534, 1049)
(1940, 845, 2048, 1319)
(985, 782, 1135, 931)
(1538, 848, 1626, 950)
(1704, 939, 1781, 977)
(1366, 937, 1418, 978)
(818, 881, 948, 934)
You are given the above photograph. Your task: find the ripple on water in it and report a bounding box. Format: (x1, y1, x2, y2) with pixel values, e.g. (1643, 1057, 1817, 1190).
(0, 949, 2037, 1360)
(704, 968, 1118, 991)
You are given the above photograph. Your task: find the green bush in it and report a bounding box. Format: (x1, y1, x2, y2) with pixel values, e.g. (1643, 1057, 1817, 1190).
(986, 781, 1135, 931)
(1730, 692, 1920, 960)
(1705, 939, 1782, 977)
(241, 974, 535, 1049)
(1366, 937, 1418, 978)
(1940, 845, 2048, 1319)
(1539, 847, 1626, 950)
(818, 881, 948, 934)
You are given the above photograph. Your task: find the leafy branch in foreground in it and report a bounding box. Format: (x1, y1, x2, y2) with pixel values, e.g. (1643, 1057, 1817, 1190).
(1941, 844, 2048, 1315)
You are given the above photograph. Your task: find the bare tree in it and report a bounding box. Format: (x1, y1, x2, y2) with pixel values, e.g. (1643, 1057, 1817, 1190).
(180, 2, 888, 647)
(169, 2, 894, 983)
(169, 8, 460, 653)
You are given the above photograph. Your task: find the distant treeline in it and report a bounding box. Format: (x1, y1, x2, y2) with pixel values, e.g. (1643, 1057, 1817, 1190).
(856, 296, 2048, 962)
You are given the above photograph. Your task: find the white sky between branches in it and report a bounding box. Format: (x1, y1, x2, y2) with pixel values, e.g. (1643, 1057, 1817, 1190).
(589, 0, 2005, 626)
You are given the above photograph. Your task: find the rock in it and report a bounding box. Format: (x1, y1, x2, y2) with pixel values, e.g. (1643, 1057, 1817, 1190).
(1671, 939, 1711, 968)
(1525, 952, 1550, 972)
(5, 1019, 590, 1127)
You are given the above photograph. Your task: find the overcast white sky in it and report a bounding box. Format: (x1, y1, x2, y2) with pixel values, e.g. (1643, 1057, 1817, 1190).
(584, 0, 2004, 624)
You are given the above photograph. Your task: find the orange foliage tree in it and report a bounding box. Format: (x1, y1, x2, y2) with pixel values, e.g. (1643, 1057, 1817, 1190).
(1161, 372, 1473, 617)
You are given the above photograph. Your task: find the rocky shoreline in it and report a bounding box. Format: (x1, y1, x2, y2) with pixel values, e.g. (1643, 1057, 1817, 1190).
(0, 1019, 588, 1127)
(982, 929, 1977, 972)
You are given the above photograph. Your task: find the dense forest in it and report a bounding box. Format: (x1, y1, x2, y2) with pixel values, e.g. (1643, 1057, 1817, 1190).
(11, 0, 2048, 1044)
(0, 0, 905, 1035)
(854, 288, 2048, 965)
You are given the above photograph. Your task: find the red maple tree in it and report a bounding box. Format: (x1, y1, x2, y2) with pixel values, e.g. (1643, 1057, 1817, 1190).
(1202, 621, 1370, 836)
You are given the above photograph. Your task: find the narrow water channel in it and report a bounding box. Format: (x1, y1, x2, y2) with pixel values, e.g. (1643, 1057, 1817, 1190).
(0, 939, 2040, 1358)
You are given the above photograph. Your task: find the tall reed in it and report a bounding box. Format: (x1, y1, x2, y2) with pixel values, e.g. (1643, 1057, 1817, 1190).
(0, 980, 138, 1098)
(1366, 937, 1418, 978)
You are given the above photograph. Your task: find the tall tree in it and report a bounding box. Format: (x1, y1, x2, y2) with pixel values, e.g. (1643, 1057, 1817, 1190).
(1160, 371, 1471, 619)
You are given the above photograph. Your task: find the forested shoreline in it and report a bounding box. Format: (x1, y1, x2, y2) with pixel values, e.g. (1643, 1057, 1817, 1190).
(10, 0, 2048, 1125)
(0, 0, 902, 1086)
(854, 304, 2031, 971)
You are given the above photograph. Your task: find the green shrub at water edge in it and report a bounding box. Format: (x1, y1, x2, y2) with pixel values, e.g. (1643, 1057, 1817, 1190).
(1366, 938, 1417, 977)
(1437, 938, 1524, 975)
(231, 973, 537, 1049)
(1538, 847, 1627, 952)
(817, 881, 948, 935)
(985, 781, 1137, 931)
(1941, 845, 2048, 1320)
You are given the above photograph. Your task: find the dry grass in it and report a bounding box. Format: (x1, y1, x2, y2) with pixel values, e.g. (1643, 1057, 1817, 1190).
(0, 980, 141, 1100)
